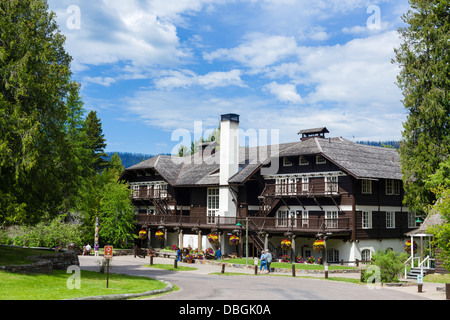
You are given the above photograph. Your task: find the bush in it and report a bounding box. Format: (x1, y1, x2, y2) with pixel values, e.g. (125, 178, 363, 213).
(4, 215, 83, 249)
(361, 249, 408, 283)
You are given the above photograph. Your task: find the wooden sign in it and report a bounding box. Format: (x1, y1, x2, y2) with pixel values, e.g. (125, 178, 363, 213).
(104, 245, 113, 259)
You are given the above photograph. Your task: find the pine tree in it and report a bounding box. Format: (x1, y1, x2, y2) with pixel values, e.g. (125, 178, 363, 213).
(393, 0, 450, 214)
(82, 110, 108, 173)
(0, 0, 88, 224)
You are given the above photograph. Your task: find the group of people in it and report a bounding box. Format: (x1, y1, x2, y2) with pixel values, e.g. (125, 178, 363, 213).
(82, 243, 100, 256)
(259, 249, 272, 274)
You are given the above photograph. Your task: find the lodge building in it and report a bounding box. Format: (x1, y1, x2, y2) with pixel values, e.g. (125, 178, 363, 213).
(120, 114, 417, 264)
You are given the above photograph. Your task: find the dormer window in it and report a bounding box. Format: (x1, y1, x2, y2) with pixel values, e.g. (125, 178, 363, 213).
(316, 155, 326, 164)
(299, 156, 309, 166)
(283, 157, 293, 167)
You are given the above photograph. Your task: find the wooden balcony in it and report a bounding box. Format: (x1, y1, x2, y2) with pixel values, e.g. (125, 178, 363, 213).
(132, 188, 172, 200)
(261, 180, 340, 198)
(137, 214, 351, 235)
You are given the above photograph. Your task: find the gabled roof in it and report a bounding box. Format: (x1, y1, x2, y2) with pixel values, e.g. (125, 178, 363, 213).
(122, 137, 402, 186)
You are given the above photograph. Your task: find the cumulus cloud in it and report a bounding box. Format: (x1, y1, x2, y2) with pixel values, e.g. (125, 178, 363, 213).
(155, 69, 247, 90)
(263, 82, 303, 104)
(203, 33, 299, 71)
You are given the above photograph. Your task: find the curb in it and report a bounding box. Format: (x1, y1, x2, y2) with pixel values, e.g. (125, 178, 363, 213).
(65, 280, 174, 300)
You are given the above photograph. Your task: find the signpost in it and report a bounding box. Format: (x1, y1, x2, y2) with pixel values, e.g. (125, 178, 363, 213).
(104, 245, 113, 288)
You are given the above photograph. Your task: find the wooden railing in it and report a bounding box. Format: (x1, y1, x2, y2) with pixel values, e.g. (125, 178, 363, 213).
(261, 180, 339, 198)
(132, 188, 171, 200)
(138, 214, 351, 232)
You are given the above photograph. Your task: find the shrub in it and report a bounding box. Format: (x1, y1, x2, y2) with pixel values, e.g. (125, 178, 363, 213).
(361, 249, 408, 283)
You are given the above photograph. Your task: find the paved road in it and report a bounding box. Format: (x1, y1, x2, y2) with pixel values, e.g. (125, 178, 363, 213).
(78, 255, 446, 301)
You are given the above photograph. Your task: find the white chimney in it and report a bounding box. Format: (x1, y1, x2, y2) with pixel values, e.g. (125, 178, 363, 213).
(219, 113, 239, 217)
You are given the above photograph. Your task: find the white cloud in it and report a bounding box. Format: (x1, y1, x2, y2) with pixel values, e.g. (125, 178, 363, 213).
(263, 82, 303, 104)
(203, 33, 299, 71)
(82, 76, 116, 87)
(155, 69, 247, 90)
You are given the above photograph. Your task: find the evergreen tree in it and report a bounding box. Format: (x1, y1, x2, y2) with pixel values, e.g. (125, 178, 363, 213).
(393, 0, 450, 214)
(82, 110, 108, 173)
(0, 0, 87, 225)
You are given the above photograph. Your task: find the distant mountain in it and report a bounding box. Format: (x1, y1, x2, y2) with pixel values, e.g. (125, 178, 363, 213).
(103, 152, 156, 168)
(356, 141, 400, 149)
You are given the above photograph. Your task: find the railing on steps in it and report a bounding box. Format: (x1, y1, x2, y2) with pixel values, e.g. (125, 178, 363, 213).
(404, 255, 435, 279)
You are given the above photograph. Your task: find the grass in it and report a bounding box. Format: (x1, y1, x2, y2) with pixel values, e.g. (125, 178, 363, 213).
(144, 263, 197, 272)
(0, 246, 58, 266)
(424, 273, 450, 283)
(0, 269, 168, 300)
(223, 258, 358, 270)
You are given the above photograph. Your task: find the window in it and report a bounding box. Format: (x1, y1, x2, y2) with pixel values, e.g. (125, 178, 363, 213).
(276, 210, 288, 227)
(283, 157, 293, 166)
(130, 184, 139, 198)
(362, 211, 372, 229)
(325, 176, 338, 194)
(316, 155, 326, 164)
(298, 210, 309, 227)
(207, 188, 219, 224)
(275, 177, 297, 195)
(386, 179, 400, 195)
(299, 156, 309, 166)
(361, 249, 371, 262)
(386, 211, 395, 229)
(407, 212, 417, 228)
(325, 211, 338, 228)
(361, 180, 372, 194)
(276, 210, 297, 227)
(302, 177, 309, 192)
(327, 249, 339, 263)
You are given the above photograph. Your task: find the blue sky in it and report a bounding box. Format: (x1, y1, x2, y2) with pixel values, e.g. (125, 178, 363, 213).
(47, 0, 411, 156)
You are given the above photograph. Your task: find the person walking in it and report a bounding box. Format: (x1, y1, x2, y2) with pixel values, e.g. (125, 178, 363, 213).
(265, 249, 272, 273)
(260, 251, 267, 274)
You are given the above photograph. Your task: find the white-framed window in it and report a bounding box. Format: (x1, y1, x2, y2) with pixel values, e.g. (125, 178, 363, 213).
(130, 184, 139, 198)
(302, 177, 309, 192)
(298, 210, 309, 227)
(299, 156, 309, 166)
(386, 179, 400, 195)
(325, 211, 338, 228)
(276, 210, 288, 227)
(316, 155, 326, 164)
(275, 177, 297, 195)
(327, 248, 339, 263)
(361, 180, 372, 194)
(362, 211, 372, 229)
(361, 249, 371, 261)
(386, 211, 395, 229)
(407, 211, 417, 228)
(207, 188, 219, 224)
(325, 176, 338, 194)
(283, 157, 293, 166)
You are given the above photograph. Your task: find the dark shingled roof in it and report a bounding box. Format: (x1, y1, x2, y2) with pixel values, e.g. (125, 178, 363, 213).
(123, 137, 402, 186)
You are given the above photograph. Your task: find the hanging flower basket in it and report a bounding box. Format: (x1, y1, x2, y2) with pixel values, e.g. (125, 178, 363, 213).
(155, 230, 164, 241)
(138, 230, 147, 240)
(208, 233, 219, 245)
(404, 240, 418, 254)
(313, 239, 325, 253)
(229, 235, 240, 245)
(281, 239, 292, 251)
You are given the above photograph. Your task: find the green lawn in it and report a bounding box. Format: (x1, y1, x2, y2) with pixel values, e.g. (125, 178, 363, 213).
(0, 269, 168, 300)
(223, 258, 358, 270)
(0, 246, 58, 266)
